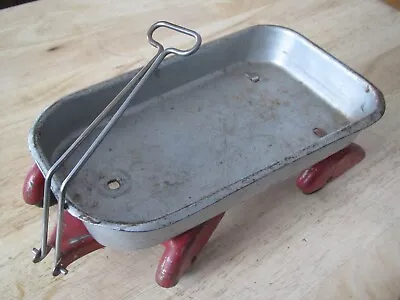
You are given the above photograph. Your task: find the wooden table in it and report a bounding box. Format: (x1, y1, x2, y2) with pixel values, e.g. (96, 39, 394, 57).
(1, 1, 399, 299)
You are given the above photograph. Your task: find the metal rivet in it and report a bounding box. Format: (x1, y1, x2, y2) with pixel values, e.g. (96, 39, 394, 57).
(313, 128, 327, 137)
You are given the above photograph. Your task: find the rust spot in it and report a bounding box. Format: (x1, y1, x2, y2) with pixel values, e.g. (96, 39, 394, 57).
(47, 45, 62, 52)
(365, 85, 370, 93)
(313, 127, 327, 137)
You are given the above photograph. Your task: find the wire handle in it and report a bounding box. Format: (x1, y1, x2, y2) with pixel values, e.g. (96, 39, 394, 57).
(147, 21, 202, 56)
(31, 21, 202, 276)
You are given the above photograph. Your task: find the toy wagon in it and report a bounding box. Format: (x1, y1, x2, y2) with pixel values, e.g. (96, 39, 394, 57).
(22, 21, 385, 288)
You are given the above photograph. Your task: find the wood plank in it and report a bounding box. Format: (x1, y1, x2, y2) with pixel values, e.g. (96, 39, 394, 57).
(0, 0, 399, 299)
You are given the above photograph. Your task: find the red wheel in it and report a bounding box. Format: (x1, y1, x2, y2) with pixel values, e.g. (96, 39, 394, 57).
(49, 211, 104, 275)
(296, 144, 365, 194)
(22, 163, 56, 207)
(155, 213, 224, 288)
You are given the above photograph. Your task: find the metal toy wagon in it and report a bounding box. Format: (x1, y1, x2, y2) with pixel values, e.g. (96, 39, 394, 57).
(22, 21, 385, 288)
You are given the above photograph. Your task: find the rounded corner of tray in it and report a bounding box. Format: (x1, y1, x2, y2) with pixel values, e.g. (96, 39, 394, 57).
(367, 84, 386, 124)
(375, 90, 386, 119)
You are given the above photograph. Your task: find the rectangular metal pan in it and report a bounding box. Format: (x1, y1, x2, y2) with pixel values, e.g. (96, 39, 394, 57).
(29, 25, 385, 250)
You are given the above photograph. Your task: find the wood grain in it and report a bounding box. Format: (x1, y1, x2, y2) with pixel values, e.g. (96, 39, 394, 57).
(0, 0, 399, 299)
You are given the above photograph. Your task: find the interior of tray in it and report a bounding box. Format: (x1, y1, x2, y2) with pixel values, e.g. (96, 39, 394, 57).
(33, 26, 381, 224)
(51, 60, 350, 224)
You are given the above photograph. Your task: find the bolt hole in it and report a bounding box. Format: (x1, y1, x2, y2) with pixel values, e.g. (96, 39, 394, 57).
(107, 179, 121, 190)
(313, 128, 327, 137)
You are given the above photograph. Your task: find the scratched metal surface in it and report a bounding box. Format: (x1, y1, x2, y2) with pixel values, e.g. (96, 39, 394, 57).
(56, 61, 350, 224)
(29, 26, 384, 248)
